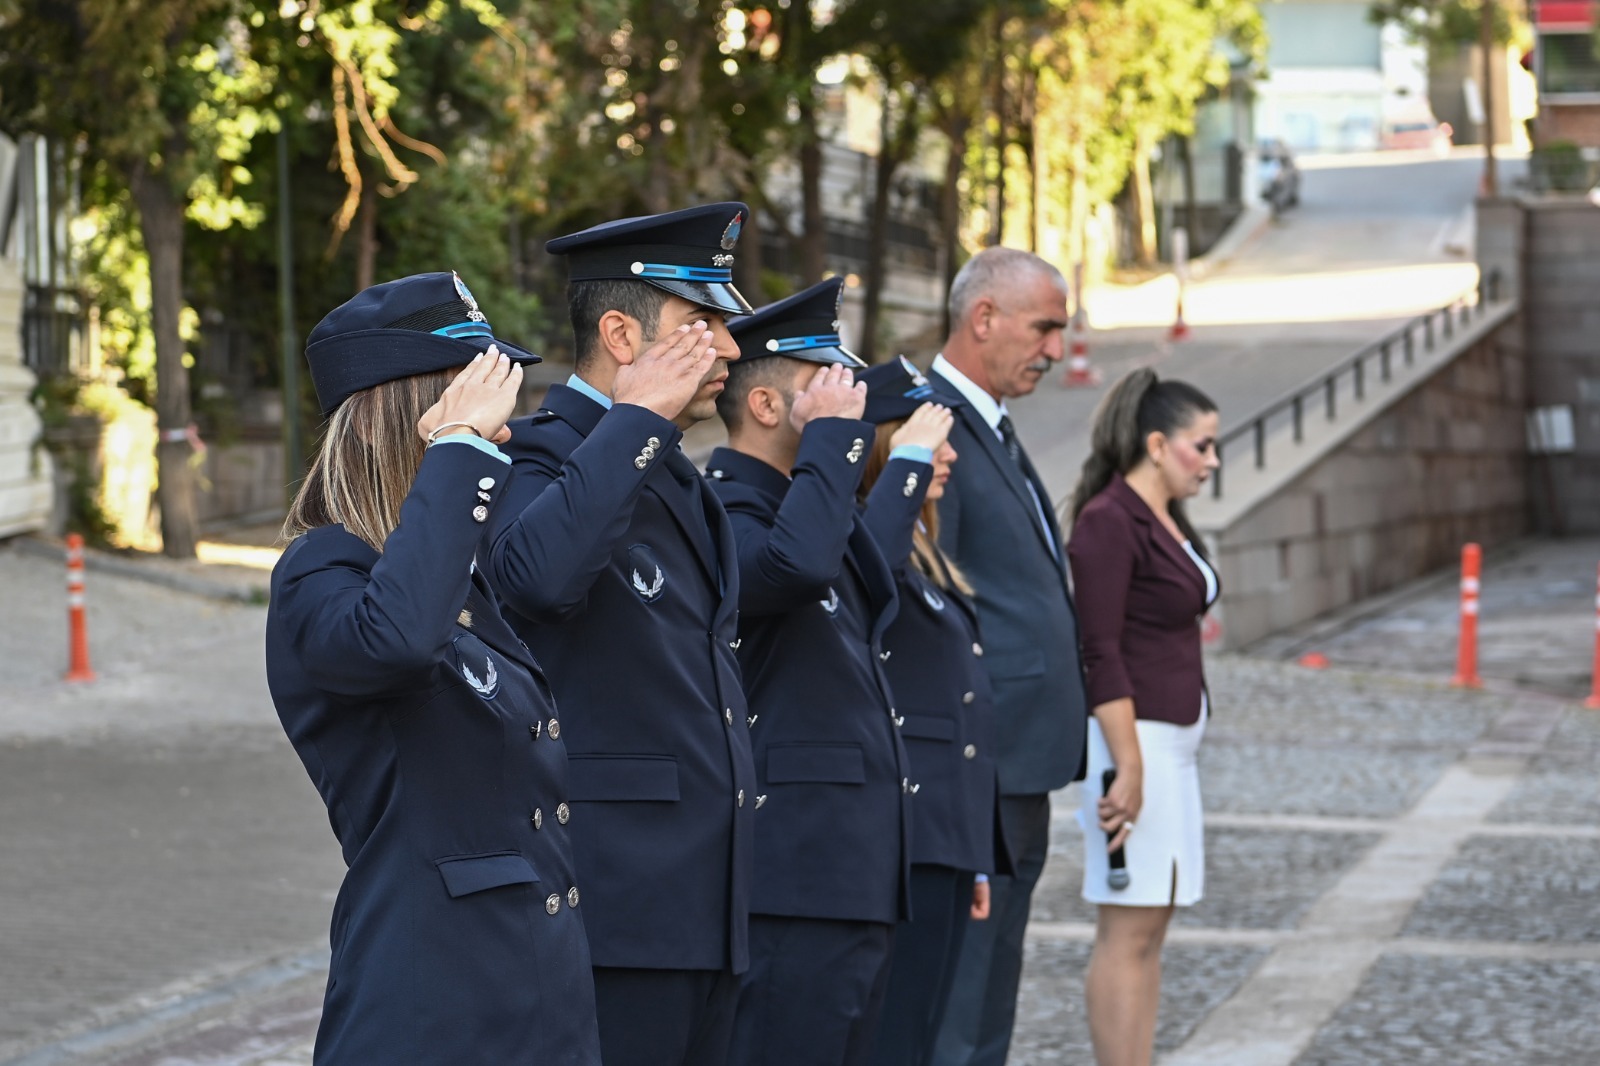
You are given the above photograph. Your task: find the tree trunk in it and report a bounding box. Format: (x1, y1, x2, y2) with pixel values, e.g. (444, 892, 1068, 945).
(733, 198, 763, 304)
(1025, 72, 1041, 254)
(939, 115, 970, 338)
(860, 91, 902, 365)
(1131, 131, 1157, 265)
(129, 163, 198, 560)
(355, 167, 378, 292)
(798, 93, 826, 285)
(1180, 134, 1198, 251)
(988, 4, 1008, 246)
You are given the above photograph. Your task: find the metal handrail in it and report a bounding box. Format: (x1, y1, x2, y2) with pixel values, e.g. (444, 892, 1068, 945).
(1210, 269, 1505, 499)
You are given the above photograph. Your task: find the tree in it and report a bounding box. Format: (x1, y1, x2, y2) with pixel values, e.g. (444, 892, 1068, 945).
(1, 0, 275, 558)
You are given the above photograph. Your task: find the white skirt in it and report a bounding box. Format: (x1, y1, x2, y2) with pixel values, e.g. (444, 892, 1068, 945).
(1077, 714, 1207, 907)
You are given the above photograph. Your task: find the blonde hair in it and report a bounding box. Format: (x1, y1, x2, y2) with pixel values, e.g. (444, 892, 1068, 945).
(282, 368, 459, 552)
(857, 422, 974, 596)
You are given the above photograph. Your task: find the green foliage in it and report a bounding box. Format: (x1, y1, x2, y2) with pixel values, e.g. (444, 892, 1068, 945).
(1367, 0, 1518, 49)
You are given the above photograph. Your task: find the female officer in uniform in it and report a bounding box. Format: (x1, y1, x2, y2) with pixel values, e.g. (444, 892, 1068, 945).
(266, 272, 601, 1065)
(857, 357, 1011, 1066)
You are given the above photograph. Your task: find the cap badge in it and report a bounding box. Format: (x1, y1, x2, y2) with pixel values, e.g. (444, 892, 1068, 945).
(712, 253, 735, 267)
(721, 211, 744, 251)
(899, 354, 928, 387)
(453, 271, 487, 323)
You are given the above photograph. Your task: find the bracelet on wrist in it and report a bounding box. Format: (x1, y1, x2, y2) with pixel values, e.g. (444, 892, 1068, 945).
(426, 421, 483, 443)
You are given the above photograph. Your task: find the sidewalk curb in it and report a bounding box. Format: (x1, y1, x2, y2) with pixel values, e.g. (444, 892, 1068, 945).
(10, 536, 271, 606)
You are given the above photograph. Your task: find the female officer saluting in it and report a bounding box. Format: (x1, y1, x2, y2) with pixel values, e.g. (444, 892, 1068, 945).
(856, 357, 1011, 1066)
(266, 272, 600, 1065)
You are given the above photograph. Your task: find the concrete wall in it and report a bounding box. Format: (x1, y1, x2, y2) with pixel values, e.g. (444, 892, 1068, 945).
(1518, 198, 1600, 533)
(0, 260, 52, 538)
(1205, 312, 1529, 648)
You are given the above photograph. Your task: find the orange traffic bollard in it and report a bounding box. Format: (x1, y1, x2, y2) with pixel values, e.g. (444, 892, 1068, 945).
(1584, 563, 1600, 709)
(1450, 543, 1482, 689)
(64, 533, 96, 683)
(1060, 311, 1100, 388)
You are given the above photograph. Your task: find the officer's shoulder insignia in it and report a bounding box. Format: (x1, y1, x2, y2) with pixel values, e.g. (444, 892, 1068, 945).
(627, 543, 666, 603)
(820, 587, 840, 616)
(922, 585, 946, 612)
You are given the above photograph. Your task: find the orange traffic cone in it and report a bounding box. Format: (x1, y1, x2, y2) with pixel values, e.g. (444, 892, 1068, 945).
(1169, 288, 1191, 342)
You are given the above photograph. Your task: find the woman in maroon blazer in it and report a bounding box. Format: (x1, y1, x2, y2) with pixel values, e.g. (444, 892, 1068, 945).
(1065, 368, 1219, 1066)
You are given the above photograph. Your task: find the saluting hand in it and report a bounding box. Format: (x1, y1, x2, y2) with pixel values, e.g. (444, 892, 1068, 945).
(613, 321, 718, 421)
(788, 363, 867, 431)
(417, 348, 523, 445)
(889, 402, 953, 452)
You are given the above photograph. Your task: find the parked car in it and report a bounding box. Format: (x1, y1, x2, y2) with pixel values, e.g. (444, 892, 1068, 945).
(1258, 138, 1300, 214)
(1381, 119, 1453, 155)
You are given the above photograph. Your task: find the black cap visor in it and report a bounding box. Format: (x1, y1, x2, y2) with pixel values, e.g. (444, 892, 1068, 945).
(306, 329, 540, 415)
(645, 278, 754, 317)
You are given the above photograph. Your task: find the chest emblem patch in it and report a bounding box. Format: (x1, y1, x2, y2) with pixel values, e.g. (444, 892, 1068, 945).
(627, 544, 666, 603)
(820, 587, 840, 616)
(461, 655, 499, 698)
(923, 586, 946, 612)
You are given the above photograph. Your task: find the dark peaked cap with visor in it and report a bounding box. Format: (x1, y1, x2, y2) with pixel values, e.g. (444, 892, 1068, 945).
(726, 276, 866, 370)
(303, 270, 540, 415)
(859, 355, 966, 424)
(545, 201, 754, 317)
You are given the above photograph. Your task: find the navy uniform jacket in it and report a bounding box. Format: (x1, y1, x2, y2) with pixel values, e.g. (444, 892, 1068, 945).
(928, 369, 1089, 794)
(861, 479, 1008, 876)
(266, 443, 600, 1065)
(482, 385, 756, 973)
(707, 418, 913, 925)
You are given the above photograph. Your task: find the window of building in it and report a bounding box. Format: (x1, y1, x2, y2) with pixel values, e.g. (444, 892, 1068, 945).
(1539, 31, 1600, 95)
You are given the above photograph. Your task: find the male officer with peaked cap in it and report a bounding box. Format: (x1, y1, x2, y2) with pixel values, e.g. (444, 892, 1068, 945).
(479, 203, 756, 1066)
(706, 277, 931, 1066)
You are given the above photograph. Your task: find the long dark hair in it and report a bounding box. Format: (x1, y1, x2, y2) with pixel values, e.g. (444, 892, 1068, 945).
(1068, 367, 1217, 550)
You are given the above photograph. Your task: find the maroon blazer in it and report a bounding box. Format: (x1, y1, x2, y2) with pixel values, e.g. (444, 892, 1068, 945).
(1065, 474, 1217, 725)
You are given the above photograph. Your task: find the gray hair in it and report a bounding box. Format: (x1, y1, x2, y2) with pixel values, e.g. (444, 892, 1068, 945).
(947, 247, 1068, 325)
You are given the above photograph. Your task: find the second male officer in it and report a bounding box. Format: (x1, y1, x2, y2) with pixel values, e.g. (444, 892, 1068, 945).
(706, 278, 920, 1066)
(481, 203, 756, 1066)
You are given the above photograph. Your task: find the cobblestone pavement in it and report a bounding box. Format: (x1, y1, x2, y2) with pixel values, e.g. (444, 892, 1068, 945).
(6, 594, 1598, 1064)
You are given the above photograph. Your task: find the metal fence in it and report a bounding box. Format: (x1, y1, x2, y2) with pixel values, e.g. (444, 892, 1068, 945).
(1210, 270, 1506, 500)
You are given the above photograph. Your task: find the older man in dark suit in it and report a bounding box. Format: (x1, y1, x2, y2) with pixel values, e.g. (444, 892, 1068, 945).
(927, 247, 1089, 1066)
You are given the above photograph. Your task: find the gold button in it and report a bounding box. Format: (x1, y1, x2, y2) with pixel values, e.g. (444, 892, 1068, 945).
(545, 894, 561, 915)
(964, 744, 977, 759)
(557, 802, 570, 825)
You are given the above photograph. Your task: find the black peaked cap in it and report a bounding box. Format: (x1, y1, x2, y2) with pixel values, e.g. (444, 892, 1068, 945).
(546, 202, 753, 316)
(304, 271, 539, 415)
(726, 277, 865, 369)
(860, 355, 966, 424)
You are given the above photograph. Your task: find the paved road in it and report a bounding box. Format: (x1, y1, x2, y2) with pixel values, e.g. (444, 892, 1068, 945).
(1010, 150, 1526, 511)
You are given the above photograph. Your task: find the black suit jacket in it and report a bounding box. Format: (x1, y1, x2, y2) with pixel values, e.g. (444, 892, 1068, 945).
(928, 368, 1088, 794)
(482, 386, 757, 973)
(266, 443, 600, 1064)
(707, 418, 913, 924)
